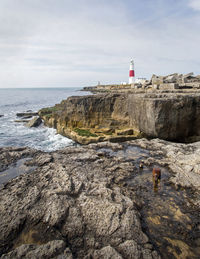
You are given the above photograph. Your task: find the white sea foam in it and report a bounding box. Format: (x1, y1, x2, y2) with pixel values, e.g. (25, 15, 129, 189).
(0, 87, 89, 151)
(35, 127, 74, 151)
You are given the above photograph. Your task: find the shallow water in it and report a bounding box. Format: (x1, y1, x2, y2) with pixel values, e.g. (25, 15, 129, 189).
(0, 158, 36, 188)
(101, 144, 200, 258)
(130, 167, 200, 258)
(99, 145, 149, 163)
(1, 142, 200, 258)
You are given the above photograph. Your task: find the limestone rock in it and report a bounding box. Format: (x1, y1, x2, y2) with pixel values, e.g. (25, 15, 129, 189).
(0, 145, 157, 258)
(15, 119, 31, 123)
(16, 112, 38, 117)
(0, 140, 200, 258)
(151, 75, 164, 85)
(116, 129, 133, 135)
(117, 240, 161, 259)
(26, 117, 42, 127)
(39, 91, 200, 143)
(93, 246, 122, 259)
(1, 240, 72, 259)
(163, 73, 179, 83)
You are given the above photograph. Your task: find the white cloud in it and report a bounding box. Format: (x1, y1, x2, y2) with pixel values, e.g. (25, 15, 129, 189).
(0, 0, 200, 88)
(188, 0, 200, 11)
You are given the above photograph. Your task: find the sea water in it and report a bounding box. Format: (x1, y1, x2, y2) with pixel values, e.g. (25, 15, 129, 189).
(0, 88, 90, 151)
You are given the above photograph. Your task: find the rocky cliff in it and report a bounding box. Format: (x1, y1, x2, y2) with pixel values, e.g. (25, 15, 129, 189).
(128, 92, 200, 141)
(39, 94, 143, 144)
(39, 91, 200, 144)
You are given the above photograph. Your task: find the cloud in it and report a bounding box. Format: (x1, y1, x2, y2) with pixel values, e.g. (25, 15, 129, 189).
(0, 0, 200, 88)
(188, 0, 200, 11)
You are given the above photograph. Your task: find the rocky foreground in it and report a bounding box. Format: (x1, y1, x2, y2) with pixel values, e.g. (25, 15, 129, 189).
(0, 139, 200, 258)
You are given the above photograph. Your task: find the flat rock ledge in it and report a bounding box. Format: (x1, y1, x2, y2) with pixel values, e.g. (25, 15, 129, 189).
(0, 139, 200, 258)
(39, 91, 200, 144)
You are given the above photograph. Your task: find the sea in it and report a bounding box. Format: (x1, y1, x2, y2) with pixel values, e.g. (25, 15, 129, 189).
(0, 87, 90, 152)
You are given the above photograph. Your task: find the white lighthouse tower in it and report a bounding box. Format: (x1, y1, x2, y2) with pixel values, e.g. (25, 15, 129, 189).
(129, 60, 135, 84)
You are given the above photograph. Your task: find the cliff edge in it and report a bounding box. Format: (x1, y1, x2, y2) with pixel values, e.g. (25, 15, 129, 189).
(39, 91, 200, 144)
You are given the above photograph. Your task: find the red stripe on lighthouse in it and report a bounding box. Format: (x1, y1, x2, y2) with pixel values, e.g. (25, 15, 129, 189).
(129, 70, 135, 77)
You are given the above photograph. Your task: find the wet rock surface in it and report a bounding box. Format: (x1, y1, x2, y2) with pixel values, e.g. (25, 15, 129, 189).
(0, 147, 38, 172)
(0, 139, 200, 258)
(16, 112, 38, 117)
(26, 117, 42, 128)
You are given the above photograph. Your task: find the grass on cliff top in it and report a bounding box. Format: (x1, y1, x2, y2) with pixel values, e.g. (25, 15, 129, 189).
(74, 128, 98, 138)
(39, 106, 59, 116)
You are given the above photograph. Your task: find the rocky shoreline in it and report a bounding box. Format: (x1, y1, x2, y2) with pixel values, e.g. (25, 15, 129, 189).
(0, 139, 200, 258)
(1, 76, 200, 258)
(38, 90, 200, 145)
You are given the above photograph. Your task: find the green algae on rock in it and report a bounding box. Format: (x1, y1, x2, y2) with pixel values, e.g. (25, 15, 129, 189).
(39, 91, 200, 144)
(39, 94, 144, 144)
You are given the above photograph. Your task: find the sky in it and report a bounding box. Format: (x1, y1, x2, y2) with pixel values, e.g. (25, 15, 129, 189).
(0, 0, 200, 88)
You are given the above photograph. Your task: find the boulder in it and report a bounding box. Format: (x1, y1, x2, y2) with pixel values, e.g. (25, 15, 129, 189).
(15, 120, 31, 123)
(184, 72, 194, 78)
(159, 83, 179, 90)
(93, 246, 122, 258)
(116, 129, 133, 135)
(151, 74, 164, 85)
(26, 117, 42, 128)
(0, 115, 4, 118)
(163, 73, 179, 83)
(16, 112, 38, 117)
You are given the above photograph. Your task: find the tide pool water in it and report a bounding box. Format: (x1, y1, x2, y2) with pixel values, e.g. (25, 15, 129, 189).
(0, 88, 89, 151)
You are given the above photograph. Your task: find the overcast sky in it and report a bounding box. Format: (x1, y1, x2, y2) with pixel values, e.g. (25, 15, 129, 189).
(0, 0, 200, 88)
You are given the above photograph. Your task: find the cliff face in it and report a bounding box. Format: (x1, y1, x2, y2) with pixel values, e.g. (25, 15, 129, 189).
(59, 94, 129, 128)
(39, 92, 200, 144)
(39, 94, 138, 144)
(128, 93, 200, 141)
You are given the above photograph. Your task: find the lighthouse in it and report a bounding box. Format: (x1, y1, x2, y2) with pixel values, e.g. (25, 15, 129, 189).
(129, 60, 135, 84)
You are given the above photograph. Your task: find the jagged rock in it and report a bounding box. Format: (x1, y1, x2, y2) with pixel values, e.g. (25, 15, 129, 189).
(26, 117, 42, 128)
(151, 75, 164, 85)
(0, 146, 37, 172)
(93, 246, 122, 259)
(39, 94, 142, 144)
(0, 139, 200, 258)
(158, 83, 179, 90)
(15, 120, 31, 123)
(16, 112, 38, 117)
(163, 73, 179, 83)
(184, 72, 194, 77)
(22, 115, 33, 119)
(117, 240, 161, 259)
(0, 144, 159, 258)
(116, 129, 133, 135)
(39, 92, 200, 143)
(1, 240, 72, 259)
(150, 72, 200, 86)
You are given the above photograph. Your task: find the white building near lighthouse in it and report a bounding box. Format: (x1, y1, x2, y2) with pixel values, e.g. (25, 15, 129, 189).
(129, 60, 135, 84)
